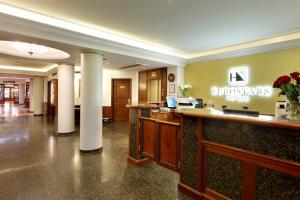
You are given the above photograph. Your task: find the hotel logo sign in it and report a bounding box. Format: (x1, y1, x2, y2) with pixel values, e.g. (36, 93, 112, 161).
(229, 67, 248, 86)
(211, 67, 272, 102)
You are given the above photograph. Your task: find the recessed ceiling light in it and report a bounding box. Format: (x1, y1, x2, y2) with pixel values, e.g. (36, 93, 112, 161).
(0, 41, 70, 60)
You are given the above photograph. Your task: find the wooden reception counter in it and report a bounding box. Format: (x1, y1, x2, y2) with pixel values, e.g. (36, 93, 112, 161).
(178, 109, 300, 200)
(126, 104, 182, 170)
(127, 105, 300, 200)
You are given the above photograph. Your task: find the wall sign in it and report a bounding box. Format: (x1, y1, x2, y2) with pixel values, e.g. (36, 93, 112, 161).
(211, 67, 272, 102)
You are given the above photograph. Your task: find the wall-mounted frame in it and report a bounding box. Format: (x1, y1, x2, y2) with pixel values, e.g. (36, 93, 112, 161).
(169, 83, 175, 94)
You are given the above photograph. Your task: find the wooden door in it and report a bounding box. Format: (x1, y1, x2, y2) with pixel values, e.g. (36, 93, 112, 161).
(112, 79, 131, 121)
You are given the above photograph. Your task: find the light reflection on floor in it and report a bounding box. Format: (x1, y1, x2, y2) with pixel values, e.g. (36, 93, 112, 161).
(0, 103, 191, 200)
(0, 101, 31, 118)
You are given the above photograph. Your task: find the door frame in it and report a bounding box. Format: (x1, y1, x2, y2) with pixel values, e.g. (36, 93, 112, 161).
(111, 78, 132, 122)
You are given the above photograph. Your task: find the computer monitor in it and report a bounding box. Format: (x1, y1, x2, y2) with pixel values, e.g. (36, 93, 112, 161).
(166, 96, 176, 108)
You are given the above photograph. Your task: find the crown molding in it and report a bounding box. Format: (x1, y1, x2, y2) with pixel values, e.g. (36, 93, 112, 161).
(0, 12, 186, 68)
(1, 3, 300, 71)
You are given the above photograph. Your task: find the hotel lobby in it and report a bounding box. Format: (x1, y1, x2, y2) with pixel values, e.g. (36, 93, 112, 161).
(0, 1, 299, 200)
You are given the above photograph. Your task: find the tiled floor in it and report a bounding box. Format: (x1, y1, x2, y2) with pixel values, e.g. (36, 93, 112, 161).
(0, 102, 31, 118)
(0, 105, 191, 200)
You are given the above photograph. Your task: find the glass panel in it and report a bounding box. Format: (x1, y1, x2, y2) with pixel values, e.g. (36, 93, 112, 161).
(4, 88, 10, 98)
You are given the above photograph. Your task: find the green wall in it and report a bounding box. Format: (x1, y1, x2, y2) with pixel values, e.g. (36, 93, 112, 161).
(185, 47, 300, 115)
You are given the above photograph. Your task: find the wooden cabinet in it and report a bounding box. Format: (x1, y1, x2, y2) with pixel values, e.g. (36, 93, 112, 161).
(140, 117, 180, 171)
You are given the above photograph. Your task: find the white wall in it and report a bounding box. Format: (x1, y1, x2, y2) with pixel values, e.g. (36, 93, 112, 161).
(74, 69, 138, 106)
(167, 66, 185, 97)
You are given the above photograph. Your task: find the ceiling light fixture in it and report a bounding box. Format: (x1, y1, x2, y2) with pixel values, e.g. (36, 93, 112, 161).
(0, 41, 70, 59)
(12, 41, 48, 56)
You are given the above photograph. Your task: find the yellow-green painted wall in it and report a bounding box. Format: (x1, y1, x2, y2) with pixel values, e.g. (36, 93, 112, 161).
(185, 47, 300, 115)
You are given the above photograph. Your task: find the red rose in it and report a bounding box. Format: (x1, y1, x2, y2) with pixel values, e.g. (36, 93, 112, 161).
(290, 72, 300, 80)
(273, 75, 291, 88)
(290, 72, 300, 84)
(279, 75, 291, 84)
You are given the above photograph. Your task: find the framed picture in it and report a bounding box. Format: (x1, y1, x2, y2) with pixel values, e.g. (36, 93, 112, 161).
(169, 84, 175, 94)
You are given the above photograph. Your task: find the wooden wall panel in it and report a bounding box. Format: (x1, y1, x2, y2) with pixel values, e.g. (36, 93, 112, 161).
(138, 67, 168, 103)
(141, 119, 157, 159)
(159, 123, 179, 169)
(161, 68, 167, 101)
(103, 106, 112, 119)
(138, 71, 148, 103)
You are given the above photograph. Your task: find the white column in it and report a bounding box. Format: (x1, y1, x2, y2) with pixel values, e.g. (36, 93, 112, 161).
(57, 64, 75, 134)
(80, 52, 103, 152)
(19, 83, 25, 105)
(29, 78, 34, 112)
(33, 77, 44, 115)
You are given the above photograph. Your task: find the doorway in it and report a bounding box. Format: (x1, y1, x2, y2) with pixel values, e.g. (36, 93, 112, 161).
(112, 79, 132, 121)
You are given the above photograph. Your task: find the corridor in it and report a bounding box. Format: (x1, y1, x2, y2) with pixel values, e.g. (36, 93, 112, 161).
(0, 102, 30, 118)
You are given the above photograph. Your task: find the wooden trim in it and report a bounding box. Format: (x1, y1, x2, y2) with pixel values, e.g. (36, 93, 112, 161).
(243, 163, 256, 200)
(178, 183, 202, 200)
(139, 116, 180, 126)
(203, 141, 300, 177)
(154, 121, 160, 162)
(204, 188, 231, 200)
(127, 156, 151, 166)
(111, 78, 132, 122)
(179, 114, 184, 183)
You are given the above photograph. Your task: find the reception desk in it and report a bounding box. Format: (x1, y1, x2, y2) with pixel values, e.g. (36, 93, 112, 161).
(127, 105, 300, 200)
(127, 104, 182, 170)
(179, 109, 300, 200)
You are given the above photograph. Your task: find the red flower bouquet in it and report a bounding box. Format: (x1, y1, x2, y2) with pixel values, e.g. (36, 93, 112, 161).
(273, 71, 300, 120)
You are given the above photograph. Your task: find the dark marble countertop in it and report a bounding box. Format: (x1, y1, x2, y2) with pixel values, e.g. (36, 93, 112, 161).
(181, 108, 300, 130)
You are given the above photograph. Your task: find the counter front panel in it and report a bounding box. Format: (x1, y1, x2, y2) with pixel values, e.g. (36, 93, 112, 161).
(179, 109, 300, 200)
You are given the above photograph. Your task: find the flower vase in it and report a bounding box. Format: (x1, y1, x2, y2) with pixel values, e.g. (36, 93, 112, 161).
(181, 89, 187, 97)
(286, 101, 300, 121)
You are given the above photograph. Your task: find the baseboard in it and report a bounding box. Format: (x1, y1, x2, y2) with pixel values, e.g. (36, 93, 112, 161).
(33, 114, 44, 116)
(127, 156, 152, 166)
(178, 182, 201, 200)
(80, 147, 103, 154)
(56, 130, 76, 137)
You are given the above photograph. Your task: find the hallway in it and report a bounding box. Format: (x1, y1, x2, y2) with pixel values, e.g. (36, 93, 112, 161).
(0, 102, 30, 118)
(0, 115, 190, 200)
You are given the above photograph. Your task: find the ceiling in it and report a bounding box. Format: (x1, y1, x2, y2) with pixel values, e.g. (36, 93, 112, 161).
(1, 0, 300, 55)
(0, 31, 173, 72)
